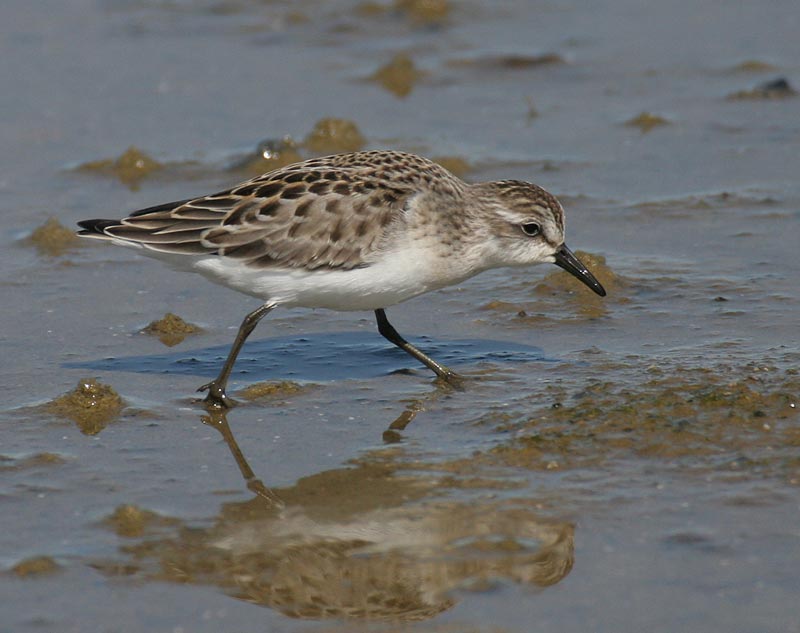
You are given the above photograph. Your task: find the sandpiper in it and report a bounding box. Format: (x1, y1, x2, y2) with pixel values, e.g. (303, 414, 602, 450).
(78, 150, 605, 406)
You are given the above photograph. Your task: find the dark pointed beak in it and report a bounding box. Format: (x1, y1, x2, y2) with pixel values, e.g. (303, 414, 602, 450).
(553, 244, 606, 297)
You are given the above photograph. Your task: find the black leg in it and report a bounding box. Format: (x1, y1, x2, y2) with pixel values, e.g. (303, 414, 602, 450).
(374, 308, 461, 383)
(198, 302, 275, 407)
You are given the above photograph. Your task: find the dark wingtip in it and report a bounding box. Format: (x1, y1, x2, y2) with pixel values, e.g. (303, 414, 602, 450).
(76, 219, 119, 235)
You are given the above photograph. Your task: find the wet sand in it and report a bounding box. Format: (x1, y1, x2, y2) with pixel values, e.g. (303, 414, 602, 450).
(1, 0, 799, 631)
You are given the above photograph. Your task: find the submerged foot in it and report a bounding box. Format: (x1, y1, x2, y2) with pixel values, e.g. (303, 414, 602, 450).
(434, 368, 467, 390)
(197, 380, 236, 408)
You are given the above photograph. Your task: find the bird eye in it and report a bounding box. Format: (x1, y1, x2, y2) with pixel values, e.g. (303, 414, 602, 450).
(521, 222, 541, 237)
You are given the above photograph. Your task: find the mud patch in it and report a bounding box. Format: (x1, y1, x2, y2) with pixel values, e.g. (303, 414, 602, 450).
(483, 251, 622, 323)
(354, 1, 387, 17)
(142, 312, 202, 347)
(370, 53, 423, 97)
(237, 380, 314, 403)
(447, 52, 564, 70)
(432, 156, 471, 178)
(44, 379, 125, 435)
(103, 504, 180, 539)
(0, 452, 66, 471)
(26, 217, 80, 256)
(233, 137, 304, 176)
(465, 363, 799, 480)
(728, 60, 779, 73)
(726, 77, 796, 100)
(77, 146, 163, 190)
(395, 0, 450, 25)
(9, 556, 62, 578)
(624, 112, 670, 133)
(303, 118, 365, 154)
(630, 190, 781, 214)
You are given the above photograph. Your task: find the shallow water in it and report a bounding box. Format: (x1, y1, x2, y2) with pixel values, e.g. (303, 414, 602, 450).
(2, 0, 799, 631)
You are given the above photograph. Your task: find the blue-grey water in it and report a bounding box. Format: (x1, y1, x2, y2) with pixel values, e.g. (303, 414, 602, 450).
(1, 1, 798, 631)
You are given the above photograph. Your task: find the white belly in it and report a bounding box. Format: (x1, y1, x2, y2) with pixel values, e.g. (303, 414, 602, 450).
(189, 241, 475, 310)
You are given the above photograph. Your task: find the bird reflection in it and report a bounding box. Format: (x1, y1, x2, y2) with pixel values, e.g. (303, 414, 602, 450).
(201, 410, 283, 506)
(96, 410, 575, 621)
(382, 375, 461, 441)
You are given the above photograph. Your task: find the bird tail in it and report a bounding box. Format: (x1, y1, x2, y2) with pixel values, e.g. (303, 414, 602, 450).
(76, 219, 121, 240)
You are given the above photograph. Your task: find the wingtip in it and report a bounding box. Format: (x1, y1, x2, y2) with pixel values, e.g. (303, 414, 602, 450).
(76, 219, 118, 235)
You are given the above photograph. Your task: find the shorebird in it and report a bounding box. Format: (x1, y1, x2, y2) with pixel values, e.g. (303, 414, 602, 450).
(78, 150, 606, 406)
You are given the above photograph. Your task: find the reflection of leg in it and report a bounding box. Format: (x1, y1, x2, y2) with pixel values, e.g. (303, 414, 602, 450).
(383, 380, 459, 443)
(202, 411, 284, 508)
(198, 302, 276, 407)
(383, 401, 425, 443)
(374, 308, 462, 383)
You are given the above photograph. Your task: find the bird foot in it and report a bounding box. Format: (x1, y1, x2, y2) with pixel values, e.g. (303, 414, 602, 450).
(435, 369, 467, 390)
(197, 380, 236, 409)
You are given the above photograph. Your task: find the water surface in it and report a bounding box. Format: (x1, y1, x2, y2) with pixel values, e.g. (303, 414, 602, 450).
(1, 1, 798, 631)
